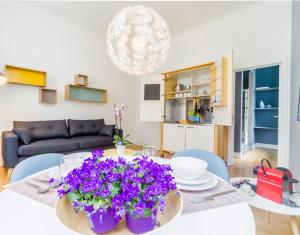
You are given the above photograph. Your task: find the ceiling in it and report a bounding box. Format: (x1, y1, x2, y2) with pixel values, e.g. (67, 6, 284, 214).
(27, 1, 255, 36)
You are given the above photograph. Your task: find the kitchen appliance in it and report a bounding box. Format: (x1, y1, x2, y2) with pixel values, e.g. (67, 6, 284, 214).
(174, 82, 184, 92)
(253, 159, 299, 206)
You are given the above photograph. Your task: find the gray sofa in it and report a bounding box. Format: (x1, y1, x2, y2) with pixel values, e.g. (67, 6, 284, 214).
(2, 119, 118, 168)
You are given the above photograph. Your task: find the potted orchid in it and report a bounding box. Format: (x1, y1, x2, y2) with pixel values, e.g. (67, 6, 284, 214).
(114, 103, 127, 137)
(122, 156, 177, 234)
(57, 150, 127, 234)
(113, 134, 132, 156)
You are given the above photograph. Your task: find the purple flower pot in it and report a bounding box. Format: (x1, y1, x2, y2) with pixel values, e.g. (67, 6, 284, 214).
(125, 212, 157, 234)
(85, 207, 119, 234)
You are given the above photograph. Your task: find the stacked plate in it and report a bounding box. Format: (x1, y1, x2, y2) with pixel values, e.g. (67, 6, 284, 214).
(170, 157, 218, 191)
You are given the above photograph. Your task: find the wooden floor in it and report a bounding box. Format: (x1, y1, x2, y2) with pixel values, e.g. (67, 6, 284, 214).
(0, 147, 297, 234)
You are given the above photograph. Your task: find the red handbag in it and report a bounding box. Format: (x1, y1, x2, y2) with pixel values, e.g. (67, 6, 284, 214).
(253, 159, 298, 205)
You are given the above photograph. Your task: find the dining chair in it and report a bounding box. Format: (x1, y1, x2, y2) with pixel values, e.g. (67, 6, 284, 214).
(173, 149, 230, 182)
(10, 153, 64, 183)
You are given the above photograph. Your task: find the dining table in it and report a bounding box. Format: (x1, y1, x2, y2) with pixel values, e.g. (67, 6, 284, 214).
(0, 155, 256, 235)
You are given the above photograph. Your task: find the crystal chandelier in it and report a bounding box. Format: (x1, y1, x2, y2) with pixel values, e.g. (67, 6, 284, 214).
(107, 5, 171, 76)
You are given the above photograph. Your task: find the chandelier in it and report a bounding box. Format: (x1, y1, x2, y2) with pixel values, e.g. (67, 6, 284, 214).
(107, 5, 171, 76)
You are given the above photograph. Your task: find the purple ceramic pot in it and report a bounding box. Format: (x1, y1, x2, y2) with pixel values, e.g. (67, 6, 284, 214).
(85, 207, 119, 234)
(125, 212, 157, 234)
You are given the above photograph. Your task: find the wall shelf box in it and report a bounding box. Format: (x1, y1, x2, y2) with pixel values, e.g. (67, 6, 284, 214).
(65, 84, 107, 103)
(4, 65, 46, 87)
(39, 88, 57, 104)
(75, 74, 88, 87)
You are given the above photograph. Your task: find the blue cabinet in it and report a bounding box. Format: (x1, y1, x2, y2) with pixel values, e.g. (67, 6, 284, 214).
(254, 65, 279, 146)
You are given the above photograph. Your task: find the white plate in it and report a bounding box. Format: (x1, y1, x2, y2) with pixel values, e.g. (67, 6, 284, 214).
(176, 174, 219, 191)
(174, 171, 212, 185)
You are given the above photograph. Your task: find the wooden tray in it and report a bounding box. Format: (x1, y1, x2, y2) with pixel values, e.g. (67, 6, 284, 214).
(56, 191, 183, 235)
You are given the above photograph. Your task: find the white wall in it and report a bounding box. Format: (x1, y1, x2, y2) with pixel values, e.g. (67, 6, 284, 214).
(289, 2, 300, 191)
(0, 2, 138, 164)
(134, 2, 292, 165)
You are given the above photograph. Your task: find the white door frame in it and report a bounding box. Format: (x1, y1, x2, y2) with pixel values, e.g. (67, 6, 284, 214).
(235, 59, 290, 167)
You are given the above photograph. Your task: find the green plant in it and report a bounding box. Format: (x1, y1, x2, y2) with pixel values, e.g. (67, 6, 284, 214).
(113, 134, 132, 146)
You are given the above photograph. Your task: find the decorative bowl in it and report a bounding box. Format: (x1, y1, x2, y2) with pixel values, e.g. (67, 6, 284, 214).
(55, 191, 183, 235)
(170, 157, 208, 181)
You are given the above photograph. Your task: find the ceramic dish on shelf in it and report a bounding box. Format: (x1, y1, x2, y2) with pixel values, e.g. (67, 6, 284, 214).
(55, 191, 183, 235)
(174, 171, 212, 185)
(176, 174, 218, 191)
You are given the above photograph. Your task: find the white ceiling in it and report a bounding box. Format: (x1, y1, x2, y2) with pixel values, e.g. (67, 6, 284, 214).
(27, 1, 255, 36)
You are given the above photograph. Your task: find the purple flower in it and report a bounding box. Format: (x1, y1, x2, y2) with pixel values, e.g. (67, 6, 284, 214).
(57, 152, 176, 219)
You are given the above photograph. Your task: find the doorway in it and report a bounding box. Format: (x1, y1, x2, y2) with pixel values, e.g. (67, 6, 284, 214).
(234, 65, 279, 166)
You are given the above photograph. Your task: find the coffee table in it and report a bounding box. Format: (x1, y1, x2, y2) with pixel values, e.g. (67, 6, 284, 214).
(231, 177, 300, 235)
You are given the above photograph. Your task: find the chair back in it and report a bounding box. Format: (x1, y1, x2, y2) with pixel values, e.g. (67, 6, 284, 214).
(173, 149, 229, 182)
(10, 153, 64, 183)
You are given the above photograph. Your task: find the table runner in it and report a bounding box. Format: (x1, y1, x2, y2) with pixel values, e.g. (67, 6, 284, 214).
(4, 172, 248, 213)
(4, 172, 58, 208)
(181, 179, 249, 215)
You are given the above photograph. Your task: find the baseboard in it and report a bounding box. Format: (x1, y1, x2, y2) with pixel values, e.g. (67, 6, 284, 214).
(234, 152, 242, 159)
(254, 143, 278, 150)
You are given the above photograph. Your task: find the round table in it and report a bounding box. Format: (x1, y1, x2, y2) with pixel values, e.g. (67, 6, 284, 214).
(231, 177, 300, 235)
(0, 160, 255, 235)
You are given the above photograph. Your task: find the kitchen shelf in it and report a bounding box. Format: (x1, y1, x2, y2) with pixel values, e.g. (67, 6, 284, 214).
(255, 87, 278, 92)
(254, 126, 278, 130)
(165, 95, 210, 101)
(169, 90, 191, 94)
(192, 81, 210, 87)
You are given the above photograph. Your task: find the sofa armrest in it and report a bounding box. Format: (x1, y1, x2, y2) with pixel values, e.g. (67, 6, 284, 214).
(2, 131, 20, 168)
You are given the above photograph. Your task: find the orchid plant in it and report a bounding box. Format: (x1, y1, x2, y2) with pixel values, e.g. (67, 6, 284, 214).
(113, 134, 132, 146)
(114, 103, 127, 130)
(57, 150, 177, 220)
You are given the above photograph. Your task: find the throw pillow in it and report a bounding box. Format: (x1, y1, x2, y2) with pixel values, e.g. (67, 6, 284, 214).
(100, 125, 115, 137)
(13, 127, 33, 144)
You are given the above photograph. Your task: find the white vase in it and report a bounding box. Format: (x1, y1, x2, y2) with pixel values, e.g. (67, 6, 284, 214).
(260, 100, 265, 108)
(116, 145, 126, 156)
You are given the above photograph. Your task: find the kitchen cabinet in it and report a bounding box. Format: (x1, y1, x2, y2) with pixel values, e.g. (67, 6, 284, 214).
(162, 123, 214, 152)
(185, 124, 214, 151)
(163, 123, 186, 152)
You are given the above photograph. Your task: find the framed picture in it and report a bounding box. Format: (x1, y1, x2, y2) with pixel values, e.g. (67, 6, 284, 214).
(297, 88, 300, 121)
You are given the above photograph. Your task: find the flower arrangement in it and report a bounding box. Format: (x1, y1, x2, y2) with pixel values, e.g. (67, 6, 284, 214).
(122, 156, 176, 218)
(113, 103, 127, 130)
(58, 150, 126, 217)
(57, 149, 177, 234)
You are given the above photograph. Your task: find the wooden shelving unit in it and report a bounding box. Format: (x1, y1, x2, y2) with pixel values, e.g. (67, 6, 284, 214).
(210, 57, 228, 107)
(4, 65, 47, 87)
(39, 88, 57, 104)
(65, 84, 107, 104)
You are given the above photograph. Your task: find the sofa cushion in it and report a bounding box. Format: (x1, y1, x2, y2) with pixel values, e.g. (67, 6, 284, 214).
(13, 120, 69, 141)
(13, 127, 33, 144)
(71, 135, 113, 149)
(68, 119, 105, 137)
(18, 138, 79, 156)
(100, 125, 115, 137)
